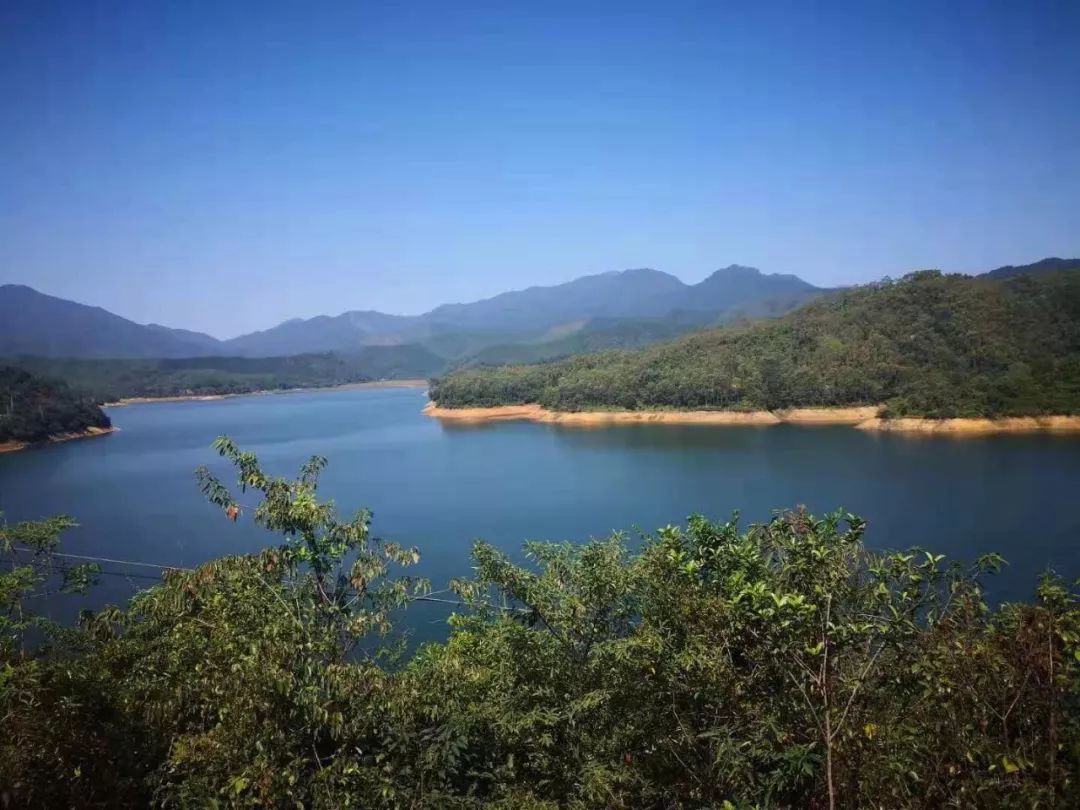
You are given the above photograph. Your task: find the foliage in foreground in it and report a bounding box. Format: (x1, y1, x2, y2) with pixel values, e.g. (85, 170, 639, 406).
(2, 443, 1078, 808)
(431, 269, 1080, 418)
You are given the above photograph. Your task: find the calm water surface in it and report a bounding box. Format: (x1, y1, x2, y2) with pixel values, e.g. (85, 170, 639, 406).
(2, 387, 1079, 635)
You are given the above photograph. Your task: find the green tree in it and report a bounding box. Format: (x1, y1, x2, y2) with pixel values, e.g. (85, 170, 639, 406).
(1, 442, 1078, 808)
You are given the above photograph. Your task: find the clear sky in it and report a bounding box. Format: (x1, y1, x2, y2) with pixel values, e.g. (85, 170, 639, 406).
(2, 1, 1078, 338)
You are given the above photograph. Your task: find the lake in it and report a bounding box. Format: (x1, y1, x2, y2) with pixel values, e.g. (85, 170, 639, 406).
(2, 386, 1079, 640)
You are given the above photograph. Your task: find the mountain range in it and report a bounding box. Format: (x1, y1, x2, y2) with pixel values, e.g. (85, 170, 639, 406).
(3, 258, 1076, 366)
(0, 265, 822, 361)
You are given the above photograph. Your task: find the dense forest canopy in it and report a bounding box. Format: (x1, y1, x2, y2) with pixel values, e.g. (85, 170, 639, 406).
(5, 347, 443, 402)
(431, 270, 1080, 418)
(2, 442, 1077, 807)
(0, 366, 111, 444)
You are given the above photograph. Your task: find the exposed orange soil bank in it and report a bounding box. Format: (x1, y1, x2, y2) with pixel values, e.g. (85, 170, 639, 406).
(424, 403, 1080, 434)
(0, 425, 117, 454)
(425, 403, 783, 426)
(776, 406, 881, 425)
(426, 402, 834, 427)
(104, 379, 428, 407)
(856, 415, 1080, 434)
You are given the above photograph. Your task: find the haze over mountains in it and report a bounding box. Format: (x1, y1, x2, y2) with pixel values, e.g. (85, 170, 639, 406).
(984, 257, 1080, 280)
(0, 283, 222, 359)
(4, 259, 1077, 365)
(1, 265, 821, 361)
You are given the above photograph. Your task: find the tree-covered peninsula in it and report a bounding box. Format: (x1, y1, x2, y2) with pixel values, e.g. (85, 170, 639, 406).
(2, 441, 1077, 807)
(0, 366, 111, 447)
(430, 270, 1080, 419)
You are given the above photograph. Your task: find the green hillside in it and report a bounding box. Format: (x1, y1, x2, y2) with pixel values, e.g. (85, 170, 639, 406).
(462, 289, 825, 368)
(431, 270, 1080, 418)
(461, 312, 714, 367)
(0, 366, 111, 444)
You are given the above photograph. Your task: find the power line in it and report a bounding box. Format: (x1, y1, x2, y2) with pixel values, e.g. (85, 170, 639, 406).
(78, 568, 165, 582)
(7, 546, 191, 572)
(4, 549, 527, 612)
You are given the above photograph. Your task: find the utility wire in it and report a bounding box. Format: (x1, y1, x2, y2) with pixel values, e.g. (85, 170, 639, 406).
(4, 549, 526, 612)
(7, 546, 191, 571)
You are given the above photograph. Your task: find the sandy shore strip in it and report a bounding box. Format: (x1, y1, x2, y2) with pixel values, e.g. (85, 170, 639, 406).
(424, 402, 1080, 434)
(0, 425, 118, 454)
(776, 406, 881, 425)
(105, 394, 229, 406)
(104, 379, 428, 407)
(428, 402, 816, 427)
(856, 415, 1080, 434)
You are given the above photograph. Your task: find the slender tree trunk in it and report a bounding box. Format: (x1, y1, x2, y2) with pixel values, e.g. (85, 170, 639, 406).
(822, 594, 836, 810)
(825, 724, 835, 810)
(824, 670, 835, 810)
(1048, 612, 1056, 807)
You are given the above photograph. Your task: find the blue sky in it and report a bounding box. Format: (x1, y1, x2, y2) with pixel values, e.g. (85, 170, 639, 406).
(2, 1, 1078, 338)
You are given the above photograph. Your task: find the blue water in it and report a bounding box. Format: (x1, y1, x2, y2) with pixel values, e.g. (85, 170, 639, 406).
(2, 387, 1079, 638)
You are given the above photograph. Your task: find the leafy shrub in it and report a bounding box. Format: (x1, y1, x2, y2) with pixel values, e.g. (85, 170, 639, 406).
(2, 444, 1077, 808)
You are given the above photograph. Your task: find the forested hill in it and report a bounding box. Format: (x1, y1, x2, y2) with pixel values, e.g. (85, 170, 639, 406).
(430, 269, 1080, 419)
(0, 366, 111, 445)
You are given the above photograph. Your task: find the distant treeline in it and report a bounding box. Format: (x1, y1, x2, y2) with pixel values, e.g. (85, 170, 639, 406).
(0, 366, 111, 444)
(431, 270, 1080, 419)
(6, 345, 445, 402)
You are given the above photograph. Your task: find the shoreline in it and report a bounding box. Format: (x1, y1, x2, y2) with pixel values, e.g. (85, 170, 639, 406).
(422, 403, 875, 427)
(0, 425, 118, 454)
(855, 415, 1080, 434)
(104, 379, 428, 407)
(423, 403, 1080, 434)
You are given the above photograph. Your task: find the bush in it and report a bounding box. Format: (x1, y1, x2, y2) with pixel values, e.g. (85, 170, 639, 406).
(2, 444, 1077, 808)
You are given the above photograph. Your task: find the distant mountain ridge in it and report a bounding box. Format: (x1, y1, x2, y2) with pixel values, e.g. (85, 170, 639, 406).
(983, 257, 1080, 279)
(223, 310, 417, 357)
(0, 284, 221, 358)
(4, 257, 1075, 362)
(0, 265, 822, 360)
(220, 264, 821, 357)
(422, 268, 689, 333)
